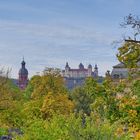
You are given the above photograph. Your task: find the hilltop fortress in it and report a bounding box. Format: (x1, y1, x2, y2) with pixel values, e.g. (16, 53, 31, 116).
(62, 62, 98, 78)
(62, 62, 99, 89)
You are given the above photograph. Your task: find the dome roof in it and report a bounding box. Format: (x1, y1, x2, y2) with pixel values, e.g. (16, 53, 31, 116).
(88, 64, 92, 68)
(94, 64, 98, 69)
(19, 68, 28, 75)
(19, 58, 28, 75)
(21, 60, 25, 65)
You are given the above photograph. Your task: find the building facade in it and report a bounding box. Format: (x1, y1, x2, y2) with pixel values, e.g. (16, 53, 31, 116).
(111, 63, 128, 79)
(62, 62, 98, 78)
(62, 62, 98, 89)
(111, 62, 140, 79)
(18, 59, 28, 90)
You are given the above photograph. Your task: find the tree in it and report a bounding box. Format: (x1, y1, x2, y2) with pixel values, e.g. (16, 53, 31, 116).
(0, 69, 24, 128)
(26, 68, 67, 99)
(41, 92, 74, 119)
(117, 41, 140, 68)
(0, 69, 16, 111)
(118, 14, 140, 68)
(72, 87, 92, 115)
(121, 14, 140, 41)
(71, 78, 102, 116)
(116, 14, 140, 79)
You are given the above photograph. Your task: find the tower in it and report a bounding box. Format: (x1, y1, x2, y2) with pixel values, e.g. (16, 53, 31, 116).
(18, 58, 28, 90)
(93, 64, 98, 78)
(65, 62, 70, 72)
(65, 62, 70, 77)
(79, 63, 84, 69)
(88, 64, 92, 76)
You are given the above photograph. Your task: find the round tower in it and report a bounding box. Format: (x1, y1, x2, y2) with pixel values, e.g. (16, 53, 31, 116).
(18, 58, 28, 90)
(88, 64, 92, 76)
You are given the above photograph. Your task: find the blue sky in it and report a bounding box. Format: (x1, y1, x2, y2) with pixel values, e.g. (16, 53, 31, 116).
(0, 0, 139, 78)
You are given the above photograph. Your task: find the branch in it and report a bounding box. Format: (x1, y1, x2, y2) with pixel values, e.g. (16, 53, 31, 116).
(125, 39, 140, 43)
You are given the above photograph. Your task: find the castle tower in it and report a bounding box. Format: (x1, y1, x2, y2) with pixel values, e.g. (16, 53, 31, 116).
(65, 62, 70, 77)
(18, 58, 28, 90)
(88, 64, 92, 76)
(79, 63, 84, 69)
(65, 62, 70, 71)
(93, 64, 98, 78)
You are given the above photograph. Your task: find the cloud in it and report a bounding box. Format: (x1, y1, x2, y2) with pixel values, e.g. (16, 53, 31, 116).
(0, 20, 119, 78)
(0, 20, 117, 45)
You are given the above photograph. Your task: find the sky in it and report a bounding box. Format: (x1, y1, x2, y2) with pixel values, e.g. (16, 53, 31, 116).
(0, 0, 140, 78)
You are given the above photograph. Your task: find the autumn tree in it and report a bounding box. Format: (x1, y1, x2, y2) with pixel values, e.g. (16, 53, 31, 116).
(0, 69, 14, 111)
(117, 41, 140, 68)
(41, 92, 74, 119)
(118, 14, 140, 66)
(0, 69, 24, 128)
(25, 68, 67, 99)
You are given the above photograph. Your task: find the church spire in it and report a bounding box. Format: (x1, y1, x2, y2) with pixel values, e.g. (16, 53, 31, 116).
(21, 57, 26, 68)
(18, 58, 28, 90)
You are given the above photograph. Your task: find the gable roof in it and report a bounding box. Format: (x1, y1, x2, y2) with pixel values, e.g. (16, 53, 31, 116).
(113, 61, 140, 68)
(113, 63, 125, 68)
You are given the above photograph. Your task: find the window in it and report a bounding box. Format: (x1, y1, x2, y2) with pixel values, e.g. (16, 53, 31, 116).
(113, 74, 119, 79)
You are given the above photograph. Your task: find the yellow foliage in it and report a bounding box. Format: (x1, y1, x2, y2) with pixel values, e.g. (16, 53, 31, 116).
(128, 110, 137, 118)
(115, 126, 124, 136)
(117, 41, 140, 68)
(135, 130, 140, 140)
(41, 92, 74, 119)
(30, 74, 66, 99)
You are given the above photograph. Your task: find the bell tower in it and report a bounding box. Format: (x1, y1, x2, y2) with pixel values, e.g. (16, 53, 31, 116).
(18, 58, 28, 90)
